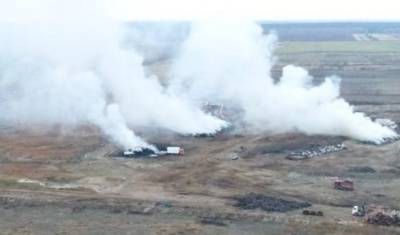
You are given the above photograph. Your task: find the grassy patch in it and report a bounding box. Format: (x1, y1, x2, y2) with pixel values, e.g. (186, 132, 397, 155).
(278, 41, 400, 53)
(0, 178, 20, 188)
(0, 177, 43, 190)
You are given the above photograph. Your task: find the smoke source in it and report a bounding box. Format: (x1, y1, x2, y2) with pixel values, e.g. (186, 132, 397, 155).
(0, 2, 227, 149)
(169, 21, 398, 144)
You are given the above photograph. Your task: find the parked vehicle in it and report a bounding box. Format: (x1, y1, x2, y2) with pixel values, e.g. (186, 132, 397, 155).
(352, 205, 366, 217)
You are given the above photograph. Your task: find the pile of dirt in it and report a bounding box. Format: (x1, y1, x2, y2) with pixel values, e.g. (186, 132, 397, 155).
(233, 193, 311, 212)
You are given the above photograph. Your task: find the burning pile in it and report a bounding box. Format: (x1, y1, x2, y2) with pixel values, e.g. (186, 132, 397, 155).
(122, 144, 184, 158)
(0, 4, 397, 149)
(169, 21, 398, 145)
(361, 119, 400, 145)
(0, 3, 228, 151)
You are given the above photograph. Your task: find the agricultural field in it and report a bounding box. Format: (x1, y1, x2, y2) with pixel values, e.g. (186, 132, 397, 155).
(277, 41, 400, 53)
(261, 22, 400, 41)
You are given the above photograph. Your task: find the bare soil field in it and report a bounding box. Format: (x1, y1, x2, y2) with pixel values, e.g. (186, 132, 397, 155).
(1, 46, 400, 234)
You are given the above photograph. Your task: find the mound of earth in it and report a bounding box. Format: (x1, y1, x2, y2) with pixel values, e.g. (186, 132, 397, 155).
(234, 193, 311, 212)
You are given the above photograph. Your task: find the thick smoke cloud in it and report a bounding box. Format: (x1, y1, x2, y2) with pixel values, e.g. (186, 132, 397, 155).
(0, 2, 227, 149)
(169, 21, 398, 143)
(124, 22, 190, 63)
(0, 2, 397, 148)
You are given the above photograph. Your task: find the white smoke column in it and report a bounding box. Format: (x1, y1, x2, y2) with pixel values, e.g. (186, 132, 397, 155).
(0, 1, 227, 149)
(96, 43, 228, 135)
(90, 104, 154, 150)
(169, 21, 397, 143)
(0, 24, 147, 149)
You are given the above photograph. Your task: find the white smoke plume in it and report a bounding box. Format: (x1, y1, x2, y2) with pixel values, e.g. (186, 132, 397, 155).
(0, 2, 227, 149)
(169, 21, 398, 144)
(124, 22, 190, 63)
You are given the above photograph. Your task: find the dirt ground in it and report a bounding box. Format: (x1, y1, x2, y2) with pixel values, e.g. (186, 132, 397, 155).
(1, 50, 400, 234)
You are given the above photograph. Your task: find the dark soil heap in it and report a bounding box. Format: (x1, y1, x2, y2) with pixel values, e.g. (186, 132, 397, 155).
(234, 193, 311, 212)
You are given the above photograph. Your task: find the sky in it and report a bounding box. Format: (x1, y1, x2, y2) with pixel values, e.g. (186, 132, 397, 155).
(0, 0, 399, 22)
(107, 0, 400, 21)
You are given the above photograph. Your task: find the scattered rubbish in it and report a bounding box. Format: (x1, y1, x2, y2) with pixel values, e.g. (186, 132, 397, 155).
(334, 179, 354, 191)
(367, 211, 400, 226)
(352, 205, 366, 217)
(302, 210, 324, 216)
(286, 143, 345, 160)
(121, 144, 184, 158)
(198, 216, 227, 227)
(156, 201, 172, 208)
(123, 148, 157, 157)
(194, 133, 216, 138)
(230, 153, 240, 160)
(143, 205, 155, 214)
(234, 146, 250, 158)
(286, 155, 309, 161)
(363, 205, 400, 226)
(348, 166, 376, 174)
(234, 193, 311, 212)
(127, 209, 147, 215)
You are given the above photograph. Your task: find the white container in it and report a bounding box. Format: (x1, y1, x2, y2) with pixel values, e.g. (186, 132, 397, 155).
(167, 147, 181, 155)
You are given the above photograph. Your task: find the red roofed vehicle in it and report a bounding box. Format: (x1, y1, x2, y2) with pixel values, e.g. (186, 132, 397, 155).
(334, 179, 354, 191)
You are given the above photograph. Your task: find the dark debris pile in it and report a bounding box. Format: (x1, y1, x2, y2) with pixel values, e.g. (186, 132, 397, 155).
(198, 216, 227, 227)
(234, 193, 311, 212)
(367, 211, 400, 226)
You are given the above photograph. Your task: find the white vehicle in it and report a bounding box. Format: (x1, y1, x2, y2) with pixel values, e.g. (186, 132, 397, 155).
(352, 205, 366, 217)
(167, 147, 184, 155)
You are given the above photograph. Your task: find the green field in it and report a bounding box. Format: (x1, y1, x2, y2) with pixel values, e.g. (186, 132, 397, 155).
(278, 41, 400, 53)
